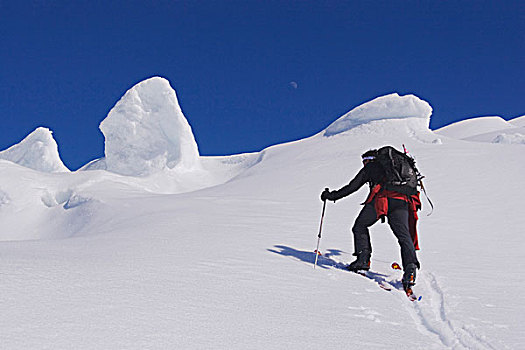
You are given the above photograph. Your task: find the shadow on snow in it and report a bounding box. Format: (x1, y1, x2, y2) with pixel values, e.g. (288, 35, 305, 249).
(268, 245, 396, 288)
(267, 245, 347, 270)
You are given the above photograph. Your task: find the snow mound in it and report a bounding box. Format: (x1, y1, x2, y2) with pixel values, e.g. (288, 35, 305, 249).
(509, 115, 525, 127)
(99, 77, 200, 176)
(435, 116, 525, 145)
(492, 133, 525, 144)
(0, 127, 69, 173)
(434, 116, 515, 139)
(324, 93, 432, 136)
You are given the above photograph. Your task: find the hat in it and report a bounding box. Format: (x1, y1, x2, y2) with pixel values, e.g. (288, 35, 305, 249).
(361, 149, 378, 160)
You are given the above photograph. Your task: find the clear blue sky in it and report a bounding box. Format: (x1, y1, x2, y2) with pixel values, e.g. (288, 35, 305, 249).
(1, 1, 523, 170)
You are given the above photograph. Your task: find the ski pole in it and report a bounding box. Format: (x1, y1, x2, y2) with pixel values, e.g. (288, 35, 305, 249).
(314, 188, 329, 269)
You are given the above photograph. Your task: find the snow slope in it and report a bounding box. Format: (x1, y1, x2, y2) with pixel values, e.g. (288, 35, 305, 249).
(0, 87, 523, 349)
(509, 115, 525, 127)
(435, 116, 525, 145)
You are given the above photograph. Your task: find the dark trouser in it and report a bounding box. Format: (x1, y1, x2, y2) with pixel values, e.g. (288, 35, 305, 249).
(352, 198, 419, 269)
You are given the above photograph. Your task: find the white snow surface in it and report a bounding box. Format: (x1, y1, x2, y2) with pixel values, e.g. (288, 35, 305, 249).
(1, 91, 524, 349)
(324, 93, 432, 136)
(509, 115, 525, 127)
(434, 116, 514, 139)
(435, 116, 525, 145)
(99, 77, 200, 176)
(0, 127, 69, 173)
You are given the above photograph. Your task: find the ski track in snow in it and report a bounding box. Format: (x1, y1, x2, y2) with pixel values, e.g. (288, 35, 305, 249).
(325, 254, 498, 349)
(403, 272, 498, 350)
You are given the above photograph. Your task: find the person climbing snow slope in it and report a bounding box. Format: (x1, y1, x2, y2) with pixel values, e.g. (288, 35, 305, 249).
(321, 147, 423, 291)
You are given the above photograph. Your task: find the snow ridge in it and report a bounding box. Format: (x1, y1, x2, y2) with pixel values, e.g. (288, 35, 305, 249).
(435, 116, 525, 145)
(324, 93, 432, 136)
(434, 116, 514, 139)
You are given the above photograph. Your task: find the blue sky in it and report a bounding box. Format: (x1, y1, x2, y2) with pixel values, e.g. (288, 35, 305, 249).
(1, 1, 523, 170)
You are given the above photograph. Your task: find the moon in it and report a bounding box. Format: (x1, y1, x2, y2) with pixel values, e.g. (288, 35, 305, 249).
(289, 81, 298, 89)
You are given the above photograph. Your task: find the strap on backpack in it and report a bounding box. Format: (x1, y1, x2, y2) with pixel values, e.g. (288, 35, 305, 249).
(402, 144, 433, 216)
(418, 177, 434, 216)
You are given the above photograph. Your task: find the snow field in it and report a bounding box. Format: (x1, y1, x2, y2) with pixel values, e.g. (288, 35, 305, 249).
(0, 80, 523, 348)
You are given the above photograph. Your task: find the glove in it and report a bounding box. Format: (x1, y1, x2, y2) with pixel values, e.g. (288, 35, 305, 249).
(320, 189, 332, 202)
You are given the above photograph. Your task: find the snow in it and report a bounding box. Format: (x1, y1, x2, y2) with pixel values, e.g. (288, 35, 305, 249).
(324, 93, 432, 136)
(0, 127, 69, 173)
(509, 115, 525, 127)
(99, 77, 200, 176)
(491, 132, 525, 144)
(435, 116, 525, 145)
(1, 86, 524, 349)
(434, 116, 514, 139)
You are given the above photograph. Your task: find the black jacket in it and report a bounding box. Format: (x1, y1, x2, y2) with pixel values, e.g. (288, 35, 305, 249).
(328, 161, 385, 201)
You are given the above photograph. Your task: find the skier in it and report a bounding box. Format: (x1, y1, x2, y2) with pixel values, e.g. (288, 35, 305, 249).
(320, 149, 420, 290)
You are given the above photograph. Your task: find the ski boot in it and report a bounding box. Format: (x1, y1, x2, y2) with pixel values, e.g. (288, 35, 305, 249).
(402, 263, 417, 291)
(346, 250, 371, 272)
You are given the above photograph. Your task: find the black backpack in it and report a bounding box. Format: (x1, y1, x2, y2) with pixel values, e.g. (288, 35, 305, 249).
(376, 146, 420, 195)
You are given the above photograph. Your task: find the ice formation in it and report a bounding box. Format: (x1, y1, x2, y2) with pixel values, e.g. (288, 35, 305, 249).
(0, 127, 69, 173)
(324, 93, 433, 136)
(99, 77, 200, 176)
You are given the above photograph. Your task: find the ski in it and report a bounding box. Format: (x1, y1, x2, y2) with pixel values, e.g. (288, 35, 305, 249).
(353, 270, 392, 291)
(404, 286, 421, 302)
(349, 267, 422, 300)
(392, 261, 422, 301)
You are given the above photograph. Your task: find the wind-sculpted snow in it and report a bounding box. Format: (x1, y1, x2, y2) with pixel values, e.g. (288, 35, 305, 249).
(1, 86, 524, 349)
(0, 127, 69, 173)
(99, 77, 200, 176)
(491, 133, 525, 144)
(324, 93, 433, 136)
(435, 116, 525, 145)
(509, 115, 525, 127)
(434, 116, 515, 140)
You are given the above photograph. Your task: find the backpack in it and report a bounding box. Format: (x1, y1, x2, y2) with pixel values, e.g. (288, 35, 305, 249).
(376, 146, 420, 195)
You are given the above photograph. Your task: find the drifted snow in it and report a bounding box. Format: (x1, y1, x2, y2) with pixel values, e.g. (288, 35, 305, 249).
(324, 93, 433, 136)
(434, 116, 515, 139)
(492, 133, 525, 144)
(0, 127, 69, 173)
(435, 116, 525, 145)
(509, 115, 525, 127)
(0, 90, 524, 349)
(99, 77, 200, 176)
